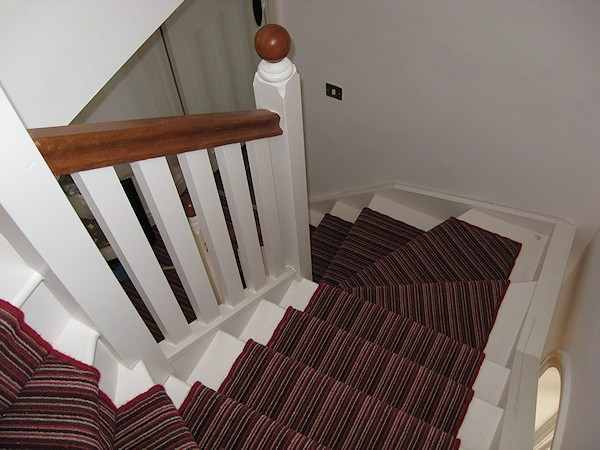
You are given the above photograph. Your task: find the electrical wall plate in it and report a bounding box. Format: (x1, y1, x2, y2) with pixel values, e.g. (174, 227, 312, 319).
(326, 83, 343, 100)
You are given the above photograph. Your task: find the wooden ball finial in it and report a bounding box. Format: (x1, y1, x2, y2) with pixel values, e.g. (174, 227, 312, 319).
(254, 24, 291, 63)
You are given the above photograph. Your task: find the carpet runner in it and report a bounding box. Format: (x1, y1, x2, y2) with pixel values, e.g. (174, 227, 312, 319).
(268, 307, 474, 434)
(0, 205, 523, 449)
(346, 279, 510, 350)
(310, 213, 353, 282)
(320, 208, 423, 286)
(220, 340, 459, 449)
(339, 216, 521, 287)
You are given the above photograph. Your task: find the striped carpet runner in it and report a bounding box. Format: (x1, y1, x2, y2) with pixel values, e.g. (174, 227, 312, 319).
(339, 216, 521, 287)
(268, 307, 474, 434)
(310, 213, 353, 282)
(220, 340, 459, 449)
(0, 206, 522, 449)
(320, 208, 423, 285)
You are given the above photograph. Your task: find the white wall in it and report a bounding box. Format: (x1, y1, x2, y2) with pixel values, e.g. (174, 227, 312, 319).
(0, 0, 182, 128)
(557, 227, 600, 448)
(277, 0, 600, 264)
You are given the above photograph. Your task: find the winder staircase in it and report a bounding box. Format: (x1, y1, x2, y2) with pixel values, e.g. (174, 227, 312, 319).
(0, 190, 568, 449)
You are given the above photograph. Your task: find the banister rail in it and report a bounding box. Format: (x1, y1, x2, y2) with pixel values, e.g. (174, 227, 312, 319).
(29, 109, 282, 176)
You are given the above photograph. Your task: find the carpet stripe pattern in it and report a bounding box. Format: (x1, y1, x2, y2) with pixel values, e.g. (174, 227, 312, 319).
(220, 340, 459, 450)
(268, 307, 473, 434)
(310, 214, 353, 282)
(0, 203, 523, 448)
(347, 279, 510, 349)
(320, 208, 423, 285)
(305, 284, 484, 385)
(181, 381, 327, 449)
(340, 216, 521, 287)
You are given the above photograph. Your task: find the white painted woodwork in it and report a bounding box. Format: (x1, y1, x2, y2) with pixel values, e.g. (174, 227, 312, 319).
(457, 397, 503, 450)
(473, 359, 510, 406)
(20, 282, 72, 345)
(328, 201, 362, 223)
(187, 330, 245, 391)
(278, 278, 319, 311)
(308, 209, 325, 228)
(246, 138, 286, 278)
(254, 66, 312, 280)
(178, 150, 245, 305)
(0, 234, 43, 308)
(114, 361, 155, 408)
(73, 168, 191, 344)
(238, 300, 285, 345)
(164, 375, 192, 409)
(131, 157, 220, 323)
(162, 0, 259, 114)
(500, 220, 575, 450)
(215, 143, 267, 291)
(485, 282, 537, 367)
(94, 339, 120, 401)
(0, 87, 171, 381)
(54, 319, 100, 366)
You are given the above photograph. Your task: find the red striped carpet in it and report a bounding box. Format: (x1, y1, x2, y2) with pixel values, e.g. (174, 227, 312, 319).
(220, 340, 459, 450)
(320, 208, 423, 286)
(268, 307, 474, 434)
(339, 216, 521, 287)
(0, 207, 522, 448)
(347, 279, 510, 350)
(310, 213, 353, 282)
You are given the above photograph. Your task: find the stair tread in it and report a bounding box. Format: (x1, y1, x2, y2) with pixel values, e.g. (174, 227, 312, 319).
(346, 279, 509, 350)
(305, 284, 484, 385)
(114, 360, 155, 408)
(310, 213, 353, 282)
(114, 385, 197, 449)
(340, 216, 522, 287)
(181, 381, 327, 449)
(457, 396, 504, 450)
(0, 352, 105, 448)
(54, 318, 100, 366)
(269, 307, 474, 434)
(220, 340, 459, 449)
(164, 375, 192, 410)
(321, 207, 423, 286)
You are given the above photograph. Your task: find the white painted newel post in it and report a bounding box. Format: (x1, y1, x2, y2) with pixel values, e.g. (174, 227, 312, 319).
(252, 25, 312, 280)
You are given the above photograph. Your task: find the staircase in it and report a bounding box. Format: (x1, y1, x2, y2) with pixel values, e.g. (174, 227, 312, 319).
(0, 186, 573, 448)
(0, 25, 575, 449)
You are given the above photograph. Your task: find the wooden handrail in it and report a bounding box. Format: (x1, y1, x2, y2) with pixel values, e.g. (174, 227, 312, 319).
(29, 109, 282, 176)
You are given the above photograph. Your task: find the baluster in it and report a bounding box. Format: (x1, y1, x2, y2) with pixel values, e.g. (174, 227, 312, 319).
(0, 87, 171, 381)
(130, 157, 220, 323)
(253, 24, 312, 279)
(178, 149, 245, 305)
(245, 137, 286, 278)
(73, 167, 191, 344)
(214, 143, 267, 291)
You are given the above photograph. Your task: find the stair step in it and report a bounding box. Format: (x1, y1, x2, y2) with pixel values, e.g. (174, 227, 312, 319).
(485, 281, 537, 366)
(321, 207, 423, 286)
(187, 330, 245, 391)
(458, 209, 548, 283)
(310, 213, 353, 282)
(308, 208, 325, 227)
(329, 200, 362, 223)
(238, 299, 286, 345)
(20, 283, 72, 345)
(114, 360, 155, 408)
(164, 375, 192, 409)
(457, 396, 503, 450)
(279, 277, 318, 310)
(473, 359, 510, 406)
(368, 193, 442, 231)
(94, 339, 120, 401)
(53, 318, 100, 366)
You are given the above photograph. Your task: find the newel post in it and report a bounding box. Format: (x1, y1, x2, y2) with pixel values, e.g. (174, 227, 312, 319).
(253, 24, 312, 280)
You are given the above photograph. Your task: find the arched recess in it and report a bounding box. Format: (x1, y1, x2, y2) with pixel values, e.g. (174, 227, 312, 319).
(535, 350, 571, 450)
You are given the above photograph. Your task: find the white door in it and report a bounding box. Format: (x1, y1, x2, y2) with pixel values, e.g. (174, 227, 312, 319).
(162, 0, 261, 114)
